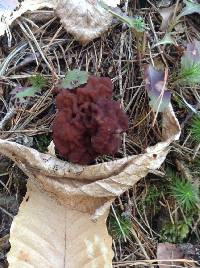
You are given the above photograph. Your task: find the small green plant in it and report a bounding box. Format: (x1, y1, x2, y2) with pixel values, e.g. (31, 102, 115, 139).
(60, 69, 88, 89)
(108, 214, 132, 241)
(170, 175, 199, 212)
(176, 62, 200, 86)
(131, 16, 146, 32)
(99, 1, 145, 32)
(191, 116, 200, 142)
(35, 134, 51, 153)
(160, 220, 190, 243)
(16, 74, 47, 99)
(174, 40, 200, 86)
(143, 185, 160, 205)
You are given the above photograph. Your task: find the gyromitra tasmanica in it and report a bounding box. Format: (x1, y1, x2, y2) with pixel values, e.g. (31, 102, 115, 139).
(52, 76, 128, 164)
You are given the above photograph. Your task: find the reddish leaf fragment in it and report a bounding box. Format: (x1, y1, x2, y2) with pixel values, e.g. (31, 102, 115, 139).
(184, 39, 200, 64)
(145, 65, 171, 112)
(157, 243, 183, 268)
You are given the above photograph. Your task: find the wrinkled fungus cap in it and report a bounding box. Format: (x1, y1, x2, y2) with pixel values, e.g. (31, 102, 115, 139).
(52, 76, 128, 164)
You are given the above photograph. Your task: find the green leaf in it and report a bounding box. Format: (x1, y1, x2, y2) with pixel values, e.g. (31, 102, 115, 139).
(175, 40, 200, 85)
(99, 1, 145, 32)
(154, 33, 176, 47)
(16, 74, 46, 99)
(61, 69, 89, 89)
(16, 86, 39, 98)
(29, 74, 46, 89)
(178, 223, 189, 240)
(178, 0, 200, 19)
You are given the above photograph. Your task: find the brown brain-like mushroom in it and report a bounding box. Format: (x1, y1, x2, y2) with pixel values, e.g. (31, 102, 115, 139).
(52, 76, 129, 164)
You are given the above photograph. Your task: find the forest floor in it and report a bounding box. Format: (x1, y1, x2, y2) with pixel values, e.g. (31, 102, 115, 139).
(0, 0, 200, 267)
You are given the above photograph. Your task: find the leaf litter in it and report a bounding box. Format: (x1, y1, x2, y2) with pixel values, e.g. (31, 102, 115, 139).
(0, 0, 200, 267)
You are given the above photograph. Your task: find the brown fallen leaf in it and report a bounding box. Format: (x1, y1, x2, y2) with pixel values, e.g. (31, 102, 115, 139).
(0, 103, 181, 267)
(0, 0, 119, 43)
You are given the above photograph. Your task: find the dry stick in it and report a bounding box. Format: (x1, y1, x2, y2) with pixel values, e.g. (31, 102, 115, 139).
(148, 14, 168, 68)
(146, 0, 158, 12)
(0, 43, 27, 77)
(161, 191, 175, 225)
(148, 14, 169, 126)
(192, 143, 200, 160)
(44, 25, 63, 54)
(119, 31, 127, 157)
(152, 68, 168, 126)
(0, 206, 13, 219)
(132, 194, 156, 237)
(112, 240, 119, 262)
(118, 0, 129, 158)
(19, 20, 57, 77)
(111, 204, 127, 242)
(113, 259, 197, 267)
(130, 228, 151, 261)
(172, 0, 180, 23)
(0, 177, 10, 193)
(6, 52, 40, 75)
(0, 109, 16, 130)
(142, 206, 154, 239)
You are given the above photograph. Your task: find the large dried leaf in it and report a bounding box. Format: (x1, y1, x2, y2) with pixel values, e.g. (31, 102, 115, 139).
(0, 104, 180, 267)
(8, 180, 113, 268)
(0, 0, 119, 43)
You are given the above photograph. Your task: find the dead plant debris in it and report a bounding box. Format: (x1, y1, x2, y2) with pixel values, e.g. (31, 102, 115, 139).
(0, 0, 200, 267)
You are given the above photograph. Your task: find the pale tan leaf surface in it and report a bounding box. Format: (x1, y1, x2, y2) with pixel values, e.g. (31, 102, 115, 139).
(0, 0, 55, 37)
(0, 104, 180, 267)
(55, 0, 113, 43)
(0, 0, 118, 42)
(8, 180, 113, 268)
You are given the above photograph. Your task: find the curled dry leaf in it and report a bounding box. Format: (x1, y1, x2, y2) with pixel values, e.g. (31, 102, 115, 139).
(0, 104, 180, 267)
(0, 0, 119, 43)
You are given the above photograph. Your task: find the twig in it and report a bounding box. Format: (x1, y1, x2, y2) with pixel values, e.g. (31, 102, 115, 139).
(148, 14, 168, 68)
(0, 206, 13, 219)
(130, 228, 151, 260)
(111, 204, 127, 242)
(113, 259, 197, 267)
(0, 109, 16, 130)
